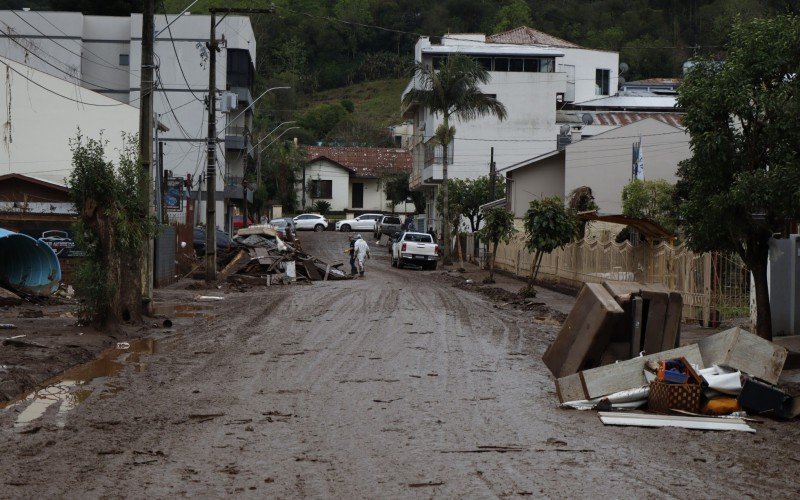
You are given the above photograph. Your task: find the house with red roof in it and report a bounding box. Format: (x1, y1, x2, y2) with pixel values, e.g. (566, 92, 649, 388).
(301, 146, 413, 213)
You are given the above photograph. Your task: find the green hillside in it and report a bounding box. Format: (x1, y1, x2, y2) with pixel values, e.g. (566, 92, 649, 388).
(301, 78, 407, 129)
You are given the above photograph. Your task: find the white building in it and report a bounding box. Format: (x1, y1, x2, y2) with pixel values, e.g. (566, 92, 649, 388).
(0, 55, 138, 184)
(401, 26, 619, 231)
(0, 10, 257, 230)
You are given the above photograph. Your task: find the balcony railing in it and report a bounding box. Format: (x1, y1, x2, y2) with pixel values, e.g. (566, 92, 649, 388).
(423, 141, 454, 167)
(225, 126, 251, 151)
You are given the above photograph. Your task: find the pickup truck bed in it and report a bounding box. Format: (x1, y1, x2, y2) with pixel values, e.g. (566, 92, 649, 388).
(391, 232, 439, 270)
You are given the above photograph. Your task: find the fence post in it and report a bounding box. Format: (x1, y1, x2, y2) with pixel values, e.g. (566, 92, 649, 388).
(702, 252, 712, 327)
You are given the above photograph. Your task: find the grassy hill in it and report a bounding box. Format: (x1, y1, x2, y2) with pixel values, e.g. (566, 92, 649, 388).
(297, 78, 408, 129)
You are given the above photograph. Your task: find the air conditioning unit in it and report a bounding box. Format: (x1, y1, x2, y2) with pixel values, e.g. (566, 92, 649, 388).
(220, 92, 238, 113)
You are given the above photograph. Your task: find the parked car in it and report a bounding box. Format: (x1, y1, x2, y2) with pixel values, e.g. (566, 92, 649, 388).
(232, 215, 252, 230)
(373, 215, 403, 239)
(335, 213, 383, 232)
(293, 213, 328, 232)
(270, 218, 296, 240)
(193, 227, 236, 256)
(391, 231, 440, 270)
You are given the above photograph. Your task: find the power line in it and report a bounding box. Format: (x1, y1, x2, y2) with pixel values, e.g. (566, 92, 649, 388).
(0, 58, 137, 107)
(161, 11, 204, 103)
(9, 10, 134, 77)
(0, 25, 120, 92)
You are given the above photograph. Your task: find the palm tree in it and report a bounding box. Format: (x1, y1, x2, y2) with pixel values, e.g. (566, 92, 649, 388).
(402, 55, 507, 264)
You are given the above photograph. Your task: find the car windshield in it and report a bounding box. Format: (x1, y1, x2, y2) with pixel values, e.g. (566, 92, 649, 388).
(405, 233, 433, 243)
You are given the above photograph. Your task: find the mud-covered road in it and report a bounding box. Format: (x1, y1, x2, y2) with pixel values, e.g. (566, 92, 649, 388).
(2, 231, 799, 497)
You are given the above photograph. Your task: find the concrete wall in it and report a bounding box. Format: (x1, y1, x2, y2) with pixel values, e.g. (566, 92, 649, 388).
(0, 56, 138, 185)
(559, 47, 619, 104)
(506, 152, 565, 218)
(564, 118, 690, 213)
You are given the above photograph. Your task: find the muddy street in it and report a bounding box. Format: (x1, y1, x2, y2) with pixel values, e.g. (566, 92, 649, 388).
(1, 231, 799, 497)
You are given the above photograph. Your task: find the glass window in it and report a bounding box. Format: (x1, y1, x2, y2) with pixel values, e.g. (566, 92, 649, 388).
(524, 58, 540, 72)
(310, 180, 332, 199)
(119, 54, 129, 66)
(541, 58, 555, 73)
(596, 69, 610, 95)
(494, 57, 509, 72)
(509, 58, 525, 72)
(476, 57, 492, 70)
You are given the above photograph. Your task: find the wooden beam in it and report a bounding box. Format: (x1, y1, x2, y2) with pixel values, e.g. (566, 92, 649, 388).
(641, 291, 668, 355)
(697, 327, 788, 385)
(579, 344, 703, 399)
(661, 292, 683, 351)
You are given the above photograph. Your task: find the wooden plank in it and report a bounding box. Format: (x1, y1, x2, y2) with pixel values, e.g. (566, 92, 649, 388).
(218, 250, 250, 281)
(598, 412, 755, 433)
(603, 281, 642, 302)
(630, 296, 644, 358)
(555, 373, 587, 403)
(641, 291, 668, 355)
(579, 344, 703, 399)
(697, 327, 788, 385)
(323, 264, 331, 281)
(661, 292, 683, 351)
(542, 283, 625, 378)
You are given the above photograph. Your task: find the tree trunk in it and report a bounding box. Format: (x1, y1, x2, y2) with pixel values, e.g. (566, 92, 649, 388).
(747, 243, 773, 340)
(489, 240, 498, 280)
(441, 116, 451, 266)
(83, 201, 144, 331)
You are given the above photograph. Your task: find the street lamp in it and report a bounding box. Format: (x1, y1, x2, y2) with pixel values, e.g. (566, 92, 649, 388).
(251, 121, 296, 150)
(259, 126, 300, 153)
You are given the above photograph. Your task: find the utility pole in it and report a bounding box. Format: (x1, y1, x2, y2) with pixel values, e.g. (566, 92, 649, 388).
(139, 0, 155, 305)
(205, 6, 275, 283)
(489, 147, 496, 200)
(204, 10, 219, 282)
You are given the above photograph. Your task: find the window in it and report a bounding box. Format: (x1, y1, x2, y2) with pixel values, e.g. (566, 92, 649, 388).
(509, 58, 525, 72)
(476, 57, 492, 70)
(494, 58, 509, 71)
(524, 58, 539, 72)
(119, 54, 129, 66)
(541, 58, 555, 73)
(595, 69, 610, 95)
(432, 56, 446, 69)
(309, 180, 332, 199)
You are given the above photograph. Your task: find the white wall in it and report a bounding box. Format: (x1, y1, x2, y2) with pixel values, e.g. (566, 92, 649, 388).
(0, 56, 138, 185)
(506, 152, 565, 218)
(300, 159, 351, 212)
(560, 47, 619, 104)
(564, 118, 690, 214)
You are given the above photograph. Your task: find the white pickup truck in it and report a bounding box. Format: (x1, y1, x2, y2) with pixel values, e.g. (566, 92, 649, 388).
(390, 231, 440, 270)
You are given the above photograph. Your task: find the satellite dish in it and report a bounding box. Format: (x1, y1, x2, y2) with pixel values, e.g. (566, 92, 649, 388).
(559, 124, 571, 135)
(619, 62, 629, 74)
(581, 113, 594, 125)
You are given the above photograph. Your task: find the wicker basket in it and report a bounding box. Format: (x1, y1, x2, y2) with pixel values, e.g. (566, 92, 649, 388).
(648, 379, 703, 414)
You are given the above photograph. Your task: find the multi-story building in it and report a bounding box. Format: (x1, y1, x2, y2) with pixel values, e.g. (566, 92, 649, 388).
(401, 27, 618, 230)
(0, 9, 257, 230)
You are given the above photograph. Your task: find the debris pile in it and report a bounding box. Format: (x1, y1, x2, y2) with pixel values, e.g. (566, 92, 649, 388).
(220, 225, 351, 286)
(547, 281, 798, 432)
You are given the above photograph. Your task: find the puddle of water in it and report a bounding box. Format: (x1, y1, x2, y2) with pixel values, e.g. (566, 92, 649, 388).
(1, 338, 157, 429)
(151, 303, 214, 320)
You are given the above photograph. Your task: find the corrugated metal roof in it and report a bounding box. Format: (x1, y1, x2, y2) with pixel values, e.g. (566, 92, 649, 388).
(592, 112, 684, 128)
(486, 26, 581, 49)
(305, 146, 412, 178)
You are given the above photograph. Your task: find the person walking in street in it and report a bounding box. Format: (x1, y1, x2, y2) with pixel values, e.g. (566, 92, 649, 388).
(354, 234, 370, 277)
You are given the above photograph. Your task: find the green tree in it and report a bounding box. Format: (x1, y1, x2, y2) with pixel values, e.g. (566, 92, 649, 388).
(522, 197, 579, 296)
(621, 179, 678, 234)
(67, 133, 154, 329)
(675, 15, 800, 340)
(477, 207, 517, 283)
(384, 172, 424, 213)
(296, 102, 351, 141)
(492, 0, 533, 34)
(402, 54, 507, 264)
(260, 141, 305, 212)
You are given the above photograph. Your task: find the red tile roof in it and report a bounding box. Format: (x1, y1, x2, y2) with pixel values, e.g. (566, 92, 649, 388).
(305, 146, 412, 178)
(486, 26, 581, 48)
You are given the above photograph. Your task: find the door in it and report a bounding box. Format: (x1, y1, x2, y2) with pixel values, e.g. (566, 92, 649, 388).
(352, 183, 364, 209)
